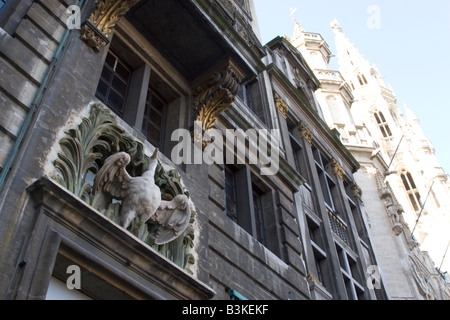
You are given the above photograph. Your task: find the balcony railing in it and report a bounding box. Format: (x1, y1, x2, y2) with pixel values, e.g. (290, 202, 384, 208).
(327, 208, 350, 246)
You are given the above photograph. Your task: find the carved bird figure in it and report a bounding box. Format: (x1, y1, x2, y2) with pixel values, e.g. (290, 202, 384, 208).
(93, 149, 191, 245)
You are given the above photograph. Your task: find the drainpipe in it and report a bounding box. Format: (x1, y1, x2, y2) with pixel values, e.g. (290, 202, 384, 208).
(0, 0, 87, 193)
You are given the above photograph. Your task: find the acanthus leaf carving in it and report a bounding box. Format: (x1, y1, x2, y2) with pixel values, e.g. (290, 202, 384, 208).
(80, 0, 141, 51)
(194, 59, 244, 149)
(331, 158, 344, 181)
(273, 92, 289, 119)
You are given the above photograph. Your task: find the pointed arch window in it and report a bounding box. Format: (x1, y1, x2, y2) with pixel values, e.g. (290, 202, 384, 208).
(400, 171, 422, 214)
(357, 73, 368, 86)
(357, 75, 364, 86)
(373, 111, 392, 138)
(361, 74, 368, 84)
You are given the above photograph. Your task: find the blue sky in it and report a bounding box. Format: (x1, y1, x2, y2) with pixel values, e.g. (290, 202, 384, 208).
(254, 0, 450, 174)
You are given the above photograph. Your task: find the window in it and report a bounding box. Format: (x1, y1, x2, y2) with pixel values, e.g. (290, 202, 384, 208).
(307, 217, 328, 288)
(361, 74, 368, 85)
(224, 165, 238, 222)
(142, 88, 167, 149)
(96, 51, 131, 117)
(289, 127, 308, 182)
(356, 73, 368, 86)
(357, 75, 364, 86)
(349, 81, 355, 91)
(237, 80, 266, 124)
(401, 171, 422, 214)
(95, 37, 180, 155)
(336, 244, 365, 300)
(313, 148, 337, 211)
(344, 181, 367, 241)
(373, 111, 392, 138)
(252, 184, 266, 246)
(223, 165, 279, 255)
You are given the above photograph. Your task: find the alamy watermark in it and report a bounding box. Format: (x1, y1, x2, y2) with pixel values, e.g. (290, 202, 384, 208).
(366, 265, 382, 290)
(66, 5, 81, 30)
(172, 121, 280, 176)
(66, 265, 81, 290)
(367, 5, 381, 30)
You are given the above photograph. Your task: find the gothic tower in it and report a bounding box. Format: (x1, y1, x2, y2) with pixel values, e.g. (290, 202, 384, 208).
(330, 20, 450, 276)
(290, 19, 450, 299)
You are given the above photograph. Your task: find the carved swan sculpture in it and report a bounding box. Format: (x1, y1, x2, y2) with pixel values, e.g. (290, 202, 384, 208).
(93, 149, 191, 245)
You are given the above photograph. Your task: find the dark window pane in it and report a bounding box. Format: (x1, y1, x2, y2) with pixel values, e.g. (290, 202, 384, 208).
(101, 66, 113, 82)
(150, 111, 163, 127)
(385, 125, 392, 137)
(374, 113, 382, 124)
(112, 75, 128, 97)
(108, 90, 124, 112)
(409, 194, 420, 212)
(225, 167, 238, 222)
(407, 173, 417, 189)
(95, 51, 131, 118)
(96, 79, 108, 98)
(105, 52, 116, 68)
(401, 173, 410, 190)
(152, 95, 165, 113)
(115, 62, 130, 82)
(144, 123, 161, 142)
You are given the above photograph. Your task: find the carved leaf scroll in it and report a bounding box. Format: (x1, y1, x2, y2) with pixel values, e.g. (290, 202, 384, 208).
(193, 59, 244, 149)
(80, 0, 141, 51)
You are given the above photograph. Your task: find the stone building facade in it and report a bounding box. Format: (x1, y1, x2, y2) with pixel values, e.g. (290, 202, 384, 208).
(0, 0, 383, 300)
(290, 20, 450, 300)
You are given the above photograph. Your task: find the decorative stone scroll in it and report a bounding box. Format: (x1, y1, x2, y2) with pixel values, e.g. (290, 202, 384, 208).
(298, 122, 313, 146)
(80, 0, 141, 51)
(273, 92, 289, 119)
(194, 59, 244, 149)
(52, 104, 197, 273)
(331, 159, 344, 181)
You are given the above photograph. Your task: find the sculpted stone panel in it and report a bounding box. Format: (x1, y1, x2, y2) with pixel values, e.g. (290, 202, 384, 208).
(52, 103, 197, 273)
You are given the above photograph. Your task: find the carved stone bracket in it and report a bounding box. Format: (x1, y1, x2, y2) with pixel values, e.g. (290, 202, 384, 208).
(80, 20, 110, 52)
(298, 122, 313, 146)
(331, 159, 344, 181)
(80, 0, 141, 51)
(193, 59, 244, 148)
(273, 92, 289, 119)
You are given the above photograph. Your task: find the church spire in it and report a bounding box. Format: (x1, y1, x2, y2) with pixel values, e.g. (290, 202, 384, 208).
(331, 19, 383, 89)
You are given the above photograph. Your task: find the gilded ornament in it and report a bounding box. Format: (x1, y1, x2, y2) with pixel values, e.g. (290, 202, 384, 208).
(331, 158, 344, 181)
(273, 92, 289, 119)
(298, 122, 313, 145)
(80, 0, 141, 51)
(194, 60, 243, 149)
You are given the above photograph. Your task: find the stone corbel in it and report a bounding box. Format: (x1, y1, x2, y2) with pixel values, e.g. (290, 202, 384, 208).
(273, 92, 289, 119)
(193, 59, 244, 148)
(298, 122, 313, 146)
(80, 0, 141, 51)
(331, 159, 344, 181)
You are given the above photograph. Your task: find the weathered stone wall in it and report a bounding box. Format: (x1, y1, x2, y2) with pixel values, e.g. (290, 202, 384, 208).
(0, 0, 311, 300)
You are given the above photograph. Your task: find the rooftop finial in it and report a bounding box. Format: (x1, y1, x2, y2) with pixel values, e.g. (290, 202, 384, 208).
(330, 19, 341, 32)
(289, 8, 298, 22)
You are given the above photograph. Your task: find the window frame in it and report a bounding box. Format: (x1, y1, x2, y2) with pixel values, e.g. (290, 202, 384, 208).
(94, 36, 182, 155)
(95, 51, 132, 118)
(400, 170, 423, 214)
(373, 111, 393, 139)
(223, 165, 278, 255)
(141, 87, 168, 150)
